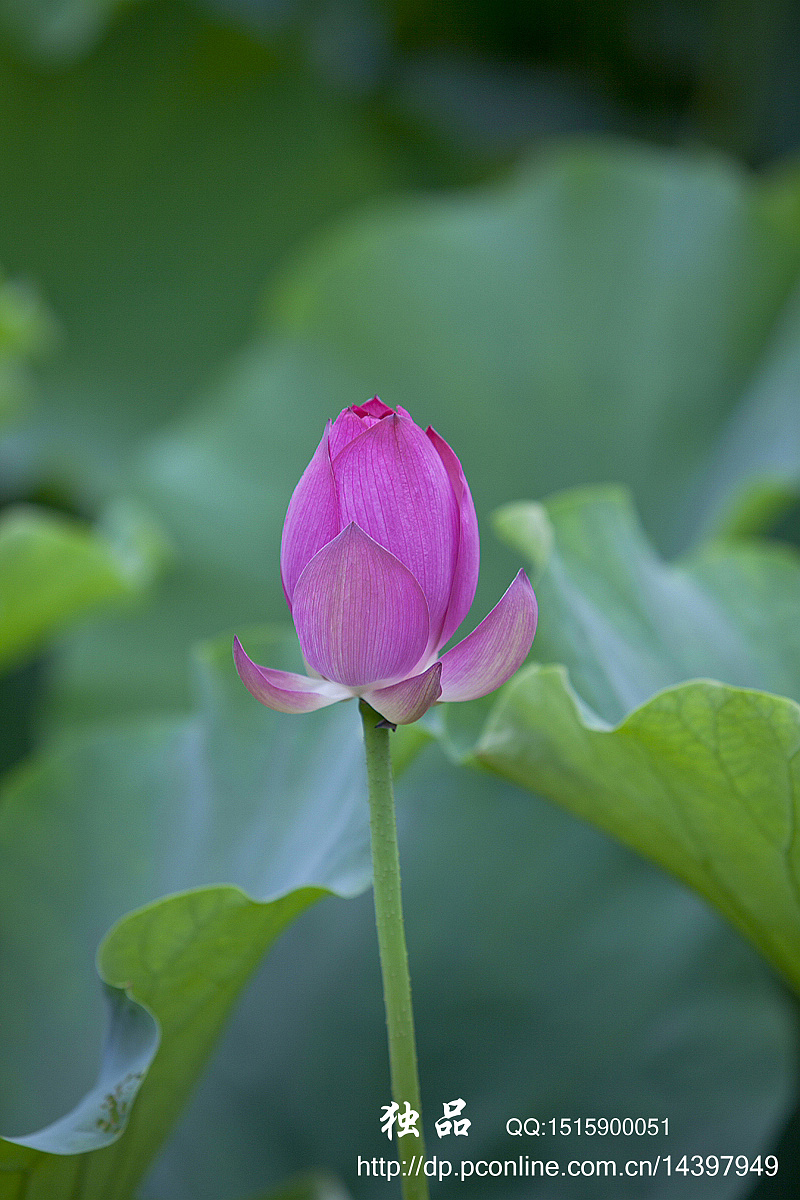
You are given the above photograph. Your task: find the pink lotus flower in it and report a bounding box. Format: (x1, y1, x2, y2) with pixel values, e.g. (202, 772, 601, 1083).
(234, 398, 537, 725)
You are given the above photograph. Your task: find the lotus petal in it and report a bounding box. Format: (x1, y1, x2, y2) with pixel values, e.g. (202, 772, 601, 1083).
(280, 421, 340, 607)
(292, 524, 430, 687)
(426, 424, 480, 649)
(328, 408, 371, 457)
(439, 570, 537, 702)
(352, 396, 394, 419)
(365, 662, 442, 725)
(233, 637, 350, 713)
(333, 414, 458, 638)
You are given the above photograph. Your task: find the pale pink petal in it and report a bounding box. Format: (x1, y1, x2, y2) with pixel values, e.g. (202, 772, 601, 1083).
(233, 637, 350, 713)
(332, 414, 458, 643)
(438, 571, 537, 702)
(426, 425, 480, 649)
(364, 662, 442, 725)
(280, 421, 340, 607)
(292, 524, 430, 688)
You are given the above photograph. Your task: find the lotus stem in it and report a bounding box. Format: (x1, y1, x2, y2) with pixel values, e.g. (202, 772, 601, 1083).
(360, 699, 429, 1200)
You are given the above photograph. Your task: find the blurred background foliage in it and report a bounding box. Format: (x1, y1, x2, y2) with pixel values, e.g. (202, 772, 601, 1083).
(3, 0, 800, 1197)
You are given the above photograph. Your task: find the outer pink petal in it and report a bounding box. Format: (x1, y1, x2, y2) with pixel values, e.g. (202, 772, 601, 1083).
(426, 425, 480, 649)
(328, 409, 370, 457)
(292, 523, 430, 688)
(280, 421, 340, 607)
(332, 414, 458, 643)
(438, 571, 537, 702)
(364, 662, 442, 725)
(233, 637, 350, 713)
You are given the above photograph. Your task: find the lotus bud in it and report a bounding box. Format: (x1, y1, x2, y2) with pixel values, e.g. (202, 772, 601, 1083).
(234, 398, 537, 724)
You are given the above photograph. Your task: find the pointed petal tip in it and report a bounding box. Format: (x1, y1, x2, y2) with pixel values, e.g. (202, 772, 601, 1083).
(513, 566, 538, 617)
(233, 636, 349, 714)
(437, 571, 537, 704)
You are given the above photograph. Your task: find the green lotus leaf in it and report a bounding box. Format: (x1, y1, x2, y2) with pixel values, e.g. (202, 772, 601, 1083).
(0, 501, 164, 673)
(0, 631, 371, 1198)
(0, 268, 55, 427)
(269, 141, 800, 558)
(697, 264, 800, 538)
(475, 486, 800, 992)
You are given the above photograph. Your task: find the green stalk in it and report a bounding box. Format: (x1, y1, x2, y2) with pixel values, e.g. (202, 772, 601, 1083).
(360, 700, 429, 1200)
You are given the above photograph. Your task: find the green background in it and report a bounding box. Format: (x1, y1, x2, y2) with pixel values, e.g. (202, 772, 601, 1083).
(2, 1, 800, 1197)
